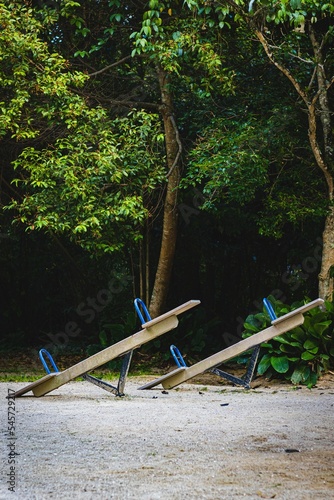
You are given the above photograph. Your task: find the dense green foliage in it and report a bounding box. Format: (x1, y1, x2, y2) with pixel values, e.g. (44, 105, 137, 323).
(9, 110, 165, 253)
(242, 296, 334, 387)
(0, 2, 88, 139)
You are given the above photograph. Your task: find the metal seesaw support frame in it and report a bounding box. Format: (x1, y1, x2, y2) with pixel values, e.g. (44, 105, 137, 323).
(82, 350, 133, 396)
(207, 298, 275, 389)
(83, 298, 154, 396)
(38, 347, 134, 397)
(210, 344, 261, 389)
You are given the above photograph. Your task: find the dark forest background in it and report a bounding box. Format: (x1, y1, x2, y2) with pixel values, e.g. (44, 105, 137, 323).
(0, 1, 332, 370)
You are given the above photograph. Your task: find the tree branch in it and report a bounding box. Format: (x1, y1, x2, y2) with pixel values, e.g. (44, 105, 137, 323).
(288, 53, 313, 65)
(108, 99, 159, 111)
(326, 76, 334, 91)
(255, 29, 309, 105)
(88, 55, 132, 77)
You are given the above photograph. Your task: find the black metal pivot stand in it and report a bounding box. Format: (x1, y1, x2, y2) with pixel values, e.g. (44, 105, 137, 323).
(82, 350, 133, 396)
(210, 345, 261, 389)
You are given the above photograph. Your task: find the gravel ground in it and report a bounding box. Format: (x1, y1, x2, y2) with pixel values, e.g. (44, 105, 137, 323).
(1, 374, 334, 500)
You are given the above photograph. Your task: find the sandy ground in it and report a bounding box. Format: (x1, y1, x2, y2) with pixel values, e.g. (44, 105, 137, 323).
(1, 373, 334, 500)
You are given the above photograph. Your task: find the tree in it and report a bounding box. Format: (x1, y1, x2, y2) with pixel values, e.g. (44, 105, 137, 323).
(5, 0, 235, 317)
(221, 0, 334, 299)
(112, 0, 235, 316)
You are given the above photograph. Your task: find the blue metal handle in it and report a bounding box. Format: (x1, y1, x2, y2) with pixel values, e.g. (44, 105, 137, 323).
(170, 344, 187, 368)
(39, 349, 59, 374)
(263, 298, 277, 321)
(134, 298, 152, 325)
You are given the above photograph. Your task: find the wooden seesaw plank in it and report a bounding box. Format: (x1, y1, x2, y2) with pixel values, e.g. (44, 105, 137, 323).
(11, 374, 57, 398)
(14, 300, 200, 397)
(139, 298, 324, 391)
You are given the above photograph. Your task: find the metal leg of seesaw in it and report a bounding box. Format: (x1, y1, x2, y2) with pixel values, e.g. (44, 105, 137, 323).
(38, 347, 133, 396)
(82, 350, 133, 396)
(209, 297, 274, 388)
(210, 344, 261, 389)
(170, 342, 260, 389)
(39, 347, 134, 397)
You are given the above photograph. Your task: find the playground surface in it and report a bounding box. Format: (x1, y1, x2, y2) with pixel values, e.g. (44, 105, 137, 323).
(1, 373, 333, 499)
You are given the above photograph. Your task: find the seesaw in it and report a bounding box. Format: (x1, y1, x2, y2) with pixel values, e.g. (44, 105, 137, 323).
(138, 298, 324, 391)
(12, 300, 200, 398)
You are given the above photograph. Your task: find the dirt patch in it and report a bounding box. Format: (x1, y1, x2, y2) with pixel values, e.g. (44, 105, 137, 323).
(1, 373, 334, 499)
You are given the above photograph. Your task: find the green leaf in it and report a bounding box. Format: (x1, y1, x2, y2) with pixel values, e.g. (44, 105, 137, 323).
(303, 339, 318, 350)
(257, 354, 271, 375)
(306, 372, 318, 388)
(313, 321, 332, 336)
(291, 364, 311, 384)
(270, 355, 289, 373)
(98, 330, 108, 347)
(273, 335, 292, 344)
(291, 330, 306, 342)
(279, 344, 299, 354)
(290, 366, 304, 384)
(243, 321, 260, 333)
(301, 351, 316, 361)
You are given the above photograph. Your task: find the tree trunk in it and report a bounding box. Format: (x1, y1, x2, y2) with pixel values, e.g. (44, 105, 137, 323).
(149, 66, 181, 318)
(308, 104, 334, 300)
(319, 205, 334, 300)
(309, 27, 334, 300)
(255, 27, 334, 300)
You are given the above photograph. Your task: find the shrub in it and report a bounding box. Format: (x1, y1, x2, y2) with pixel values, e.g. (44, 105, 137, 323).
(242, 296, 334, 388)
